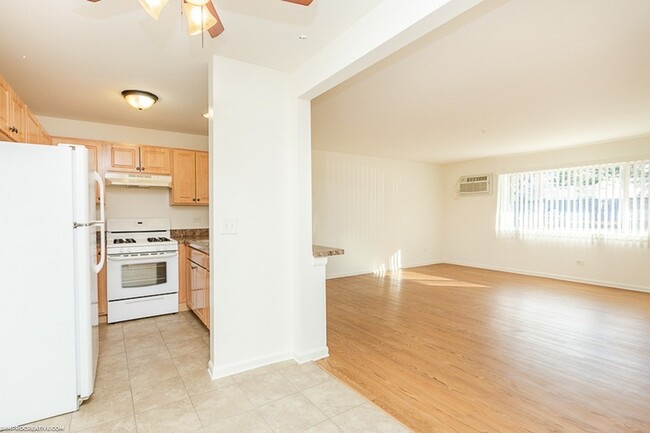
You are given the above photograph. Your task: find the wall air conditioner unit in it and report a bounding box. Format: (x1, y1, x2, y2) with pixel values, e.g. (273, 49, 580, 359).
(458, 174, 492, 196)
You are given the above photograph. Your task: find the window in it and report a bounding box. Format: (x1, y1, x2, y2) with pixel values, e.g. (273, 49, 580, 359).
(496, 160, 650, 243)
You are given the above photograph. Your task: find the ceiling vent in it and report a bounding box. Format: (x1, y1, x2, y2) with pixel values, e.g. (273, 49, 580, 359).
(458, 174, 492, 196)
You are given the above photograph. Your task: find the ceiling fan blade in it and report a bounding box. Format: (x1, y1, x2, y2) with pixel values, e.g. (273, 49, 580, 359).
(205, 0, 225, 38)
(282, 0, 313, 5)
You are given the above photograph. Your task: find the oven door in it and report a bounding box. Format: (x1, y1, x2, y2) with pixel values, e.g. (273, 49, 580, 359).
(107, 251, 179, 301)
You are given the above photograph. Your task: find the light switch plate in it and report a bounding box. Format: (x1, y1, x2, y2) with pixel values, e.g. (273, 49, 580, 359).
(221, 218, 238, 234)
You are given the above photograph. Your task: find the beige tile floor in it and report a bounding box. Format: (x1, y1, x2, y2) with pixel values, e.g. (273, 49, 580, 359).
(22, 312, 410, 433)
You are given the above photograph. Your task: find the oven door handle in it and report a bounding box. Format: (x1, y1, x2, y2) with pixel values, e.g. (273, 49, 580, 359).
(107, 252, 179, 261)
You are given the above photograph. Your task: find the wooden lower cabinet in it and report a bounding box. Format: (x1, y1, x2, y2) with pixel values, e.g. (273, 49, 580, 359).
(187, 247, 210, 329)
(178, 244, 188, 305)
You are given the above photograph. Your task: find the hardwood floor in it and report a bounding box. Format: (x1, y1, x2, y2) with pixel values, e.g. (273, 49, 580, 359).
(318, 264, 650, 433)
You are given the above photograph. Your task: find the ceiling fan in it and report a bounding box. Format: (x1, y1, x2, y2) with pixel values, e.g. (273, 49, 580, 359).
(87, 0, 313, 39)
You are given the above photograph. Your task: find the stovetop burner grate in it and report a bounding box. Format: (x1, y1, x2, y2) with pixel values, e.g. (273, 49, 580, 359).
(113, 238, 136, 244)
(147, 237, 171, 243)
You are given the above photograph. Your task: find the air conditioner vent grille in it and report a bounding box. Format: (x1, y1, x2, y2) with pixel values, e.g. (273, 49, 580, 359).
(458, 173, 492, 196)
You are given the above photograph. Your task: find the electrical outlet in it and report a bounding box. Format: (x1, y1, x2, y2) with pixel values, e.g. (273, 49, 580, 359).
(576, 259, 586, 266)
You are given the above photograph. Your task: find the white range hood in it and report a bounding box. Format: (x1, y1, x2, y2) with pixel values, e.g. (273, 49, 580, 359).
(105, 171, 172, 188)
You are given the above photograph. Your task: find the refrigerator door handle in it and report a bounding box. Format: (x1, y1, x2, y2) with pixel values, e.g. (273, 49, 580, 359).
(92, 171, 106, 274)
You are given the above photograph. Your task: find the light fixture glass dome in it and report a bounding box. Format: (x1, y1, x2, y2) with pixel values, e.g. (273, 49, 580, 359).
(138, 0, 170, 20)
(183, 2, 218, 36)
(121, 90, 159, 111)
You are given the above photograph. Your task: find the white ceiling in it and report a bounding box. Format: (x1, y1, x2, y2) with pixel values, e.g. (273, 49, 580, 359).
(3, 0, 649, 162)
(0, 0, 382, 136)
(312, 0, 650, 164)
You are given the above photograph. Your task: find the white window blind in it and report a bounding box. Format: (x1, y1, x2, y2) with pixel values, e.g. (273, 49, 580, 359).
(496, 160, 650, 244)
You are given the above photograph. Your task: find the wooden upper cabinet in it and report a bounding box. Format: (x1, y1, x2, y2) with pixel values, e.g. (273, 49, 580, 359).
(171, 149, 197, 204)
(0, 79, 26, 142)
(10, 92, 26, 142)
(108, 143, 140, 172)
(195, 151, 209, 204)
(51, 136, 104, 203)
(39, 129, 51, 145)
(24, 108, 51, 145)
(107, 143, 171, 174)
(26, 111, 41, 144)
(140, 145, 171, 174)
(0, 76, 11, 138)
(51, 137, 102, 173)
(170, 149, 208, 206)
(0, 75, 49, 144)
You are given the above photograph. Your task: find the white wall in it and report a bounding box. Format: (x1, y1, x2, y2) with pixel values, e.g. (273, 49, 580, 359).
(38, 116, 209, 229)
(441, 136, 650, 292)
(206, 0, 489, 377)
(312, 150, 443, 278)
(209, 58, 295, 377)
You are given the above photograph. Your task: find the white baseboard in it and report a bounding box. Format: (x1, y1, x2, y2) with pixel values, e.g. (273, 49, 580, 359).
(326, 260, 442, 280)
(293, 346, 329, 364)
(207, 346, 330, 379)
(208, 351, 294, 380)
(444, 260, 650, 294)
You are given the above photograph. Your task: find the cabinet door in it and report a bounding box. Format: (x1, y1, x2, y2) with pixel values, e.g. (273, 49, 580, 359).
(0, 76, 11, 137)
(178, 244, 188, 305)
(171, 149, 197, 205)
(195, 151, 209, 205)
(52, 136, 103, 202)
(186, 258, 195, 310)
(39, 129, 51, 145)
(140, 146, 171, 175)
(108, 143, 140, 172)
(200, 266, 210, 330)
(26, 111, 40, 144)
(51, 137, 100, 173)
(194, 264, 209, 327)
(9, 91, 25, 142)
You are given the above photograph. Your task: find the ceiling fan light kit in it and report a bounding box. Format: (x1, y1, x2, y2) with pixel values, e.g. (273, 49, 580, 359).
(89, 0, 314, 39)
(122, 90, 159, 111)
(183, 2, 218, 36)
(137, 0, 170, 20)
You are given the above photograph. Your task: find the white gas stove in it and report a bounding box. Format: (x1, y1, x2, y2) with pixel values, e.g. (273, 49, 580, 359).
(106, 218, 179, 323)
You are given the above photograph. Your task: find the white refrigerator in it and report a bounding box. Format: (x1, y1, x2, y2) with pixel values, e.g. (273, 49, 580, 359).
(0, 141, 105, 426)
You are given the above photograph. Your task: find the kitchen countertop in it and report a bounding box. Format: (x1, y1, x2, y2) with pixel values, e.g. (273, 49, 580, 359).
(312, 245, 345, 258)
(179, 237, 343, 258)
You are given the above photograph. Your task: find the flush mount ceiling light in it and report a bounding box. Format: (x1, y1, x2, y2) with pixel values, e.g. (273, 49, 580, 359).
(87, 0, 313, 40)
(121, 90, 159, 111)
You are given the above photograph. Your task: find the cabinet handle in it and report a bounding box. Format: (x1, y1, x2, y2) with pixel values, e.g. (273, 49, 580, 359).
(196, 198, 200, 202)
(141, 167, 145, 171)
(192, 198, 196, 202)
(136, 166, 141, 171)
